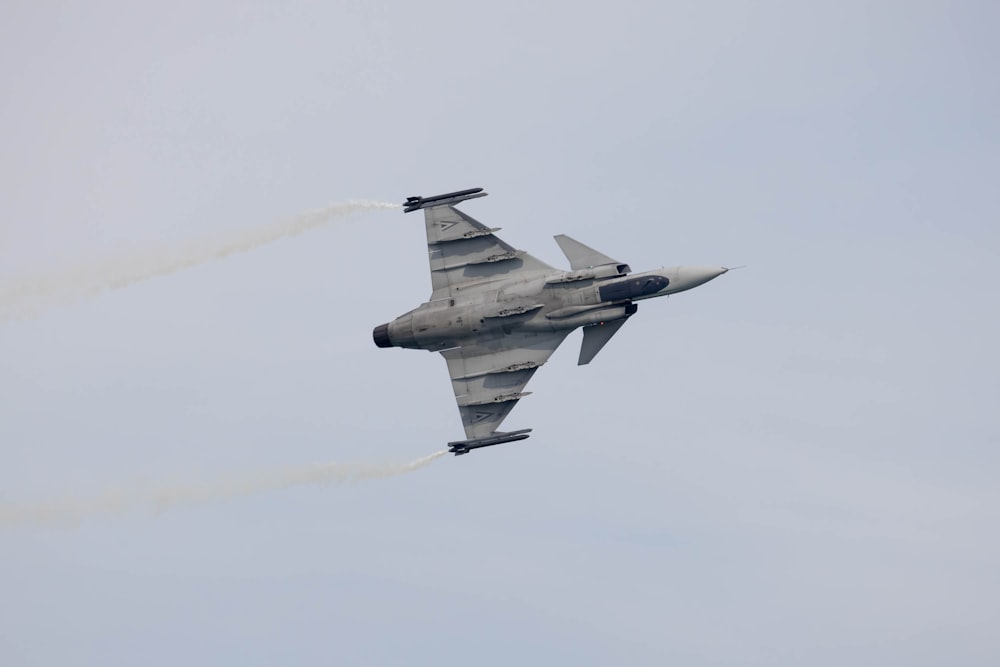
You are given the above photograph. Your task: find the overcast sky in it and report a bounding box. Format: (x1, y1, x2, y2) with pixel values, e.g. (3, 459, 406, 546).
(1, 1, 998, 665)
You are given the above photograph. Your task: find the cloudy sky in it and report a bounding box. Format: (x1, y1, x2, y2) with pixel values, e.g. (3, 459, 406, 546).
(1, 1, 997, 664)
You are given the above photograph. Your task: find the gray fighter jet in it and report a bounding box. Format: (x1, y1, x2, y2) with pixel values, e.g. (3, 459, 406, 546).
(373, 188, 727, 455)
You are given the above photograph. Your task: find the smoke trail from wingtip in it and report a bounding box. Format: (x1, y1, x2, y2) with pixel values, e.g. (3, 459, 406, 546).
(0, 199, 399, 323)
(0, 450, 447, 528)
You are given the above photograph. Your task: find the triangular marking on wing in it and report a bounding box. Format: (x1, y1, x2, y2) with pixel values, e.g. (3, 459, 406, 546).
(438, 220, 458, 232)
(472, 411, 493, 423)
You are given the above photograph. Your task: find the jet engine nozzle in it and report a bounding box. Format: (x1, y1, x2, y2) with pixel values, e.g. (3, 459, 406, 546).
(373, 323, 393, 348)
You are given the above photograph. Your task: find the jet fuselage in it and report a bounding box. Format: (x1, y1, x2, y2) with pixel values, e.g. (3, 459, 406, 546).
(373, 265, 727, 352)
(371, 187, 729, 455)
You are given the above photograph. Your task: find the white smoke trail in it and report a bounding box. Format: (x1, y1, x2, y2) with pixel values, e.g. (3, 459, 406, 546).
(0, 450, 447, 528)
(0, 199, 399, 323)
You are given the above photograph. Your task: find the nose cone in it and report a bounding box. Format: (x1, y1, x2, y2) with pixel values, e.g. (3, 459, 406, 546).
(669, 266, 728, 293)
(685, 265, 728, 284)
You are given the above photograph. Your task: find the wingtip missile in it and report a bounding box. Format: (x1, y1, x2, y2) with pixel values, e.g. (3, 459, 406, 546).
(402, 187, 487, 213)
(447, 428, 532, 455)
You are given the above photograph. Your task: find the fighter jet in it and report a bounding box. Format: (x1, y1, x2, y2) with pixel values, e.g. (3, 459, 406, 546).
(374, 188, 728, 455)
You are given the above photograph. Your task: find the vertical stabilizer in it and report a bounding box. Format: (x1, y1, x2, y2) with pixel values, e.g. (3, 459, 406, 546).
(578, 319, 629, 365)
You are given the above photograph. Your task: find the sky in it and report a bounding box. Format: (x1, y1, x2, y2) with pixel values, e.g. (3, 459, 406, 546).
(1, 1, 998, 664)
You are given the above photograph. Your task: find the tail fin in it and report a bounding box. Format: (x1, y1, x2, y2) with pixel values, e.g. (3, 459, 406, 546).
(554, 234, 622, 270)
(578, 319, 629, 365)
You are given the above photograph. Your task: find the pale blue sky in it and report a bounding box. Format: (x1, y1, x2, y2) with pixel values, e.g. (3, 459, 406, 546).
(2, 1, 998, 665)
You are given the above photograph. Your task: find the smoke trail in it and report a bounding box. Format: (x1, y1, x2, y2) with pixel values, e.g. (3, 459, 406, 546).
(0, 450, 447, 528)
(0, 200, 399, 323)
